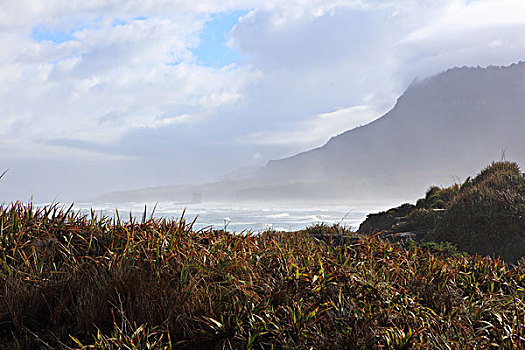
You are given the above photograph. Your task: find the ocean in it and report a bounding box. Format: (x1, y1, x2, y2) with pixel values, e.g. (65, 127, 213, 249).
(72, 201, 396, 233)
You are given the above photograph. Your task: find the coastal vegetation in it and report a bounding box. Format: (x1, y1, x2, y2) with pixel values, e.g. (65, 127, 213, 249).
(360, 161, 525, 264)
(1, 198, 525, 348)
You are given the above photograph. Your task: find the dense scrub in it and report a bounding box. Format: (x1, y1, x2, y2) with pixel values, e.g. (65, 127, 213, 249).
(407, 161, 525, 263)
(1, 203, 525, 348)
(360, 161, 525, 263)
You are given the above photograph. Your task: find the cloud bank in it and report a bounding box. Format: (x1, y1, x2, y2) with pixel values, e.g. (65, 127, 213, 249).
(0, 0, 524, 201)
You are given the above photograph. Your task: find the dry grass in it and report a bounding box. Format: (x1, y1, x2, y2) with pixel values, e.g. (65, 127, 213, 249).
(1, 202, 525, 349)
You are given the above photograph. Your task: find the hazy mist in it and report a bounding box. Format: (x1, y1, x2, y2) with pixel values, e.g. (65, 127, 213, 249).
(1, 1, 525, 205)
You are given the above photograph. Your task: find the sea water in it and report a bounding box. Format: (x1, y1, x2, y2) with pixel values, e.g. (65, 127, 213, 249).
(72, 201, 394, 233)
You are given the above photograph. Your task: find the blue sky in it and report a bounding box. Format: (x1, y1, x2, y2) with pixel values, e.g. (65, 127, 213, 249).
(193, 10, 249, 67)
(32, 23, 77, 43)
(2, 0, 525, 201)
(32, 11, 248, 67)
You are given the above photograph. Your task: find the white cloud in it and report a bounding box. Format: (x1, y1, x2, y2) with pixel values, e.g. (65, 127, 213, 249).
(396, 0, 525, 79)
(242, 105, 386, 148)
(0, 11, 262, 159)
(0, 137, 128, 161)
(1, 0, 525, 199)
(145, 113, 200, 128)
(230, 0, 525, 154)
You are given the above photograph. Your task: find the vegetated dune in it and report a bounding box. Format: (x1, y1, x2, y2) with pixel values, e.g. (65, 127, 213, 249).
(1, 200, 525, 348)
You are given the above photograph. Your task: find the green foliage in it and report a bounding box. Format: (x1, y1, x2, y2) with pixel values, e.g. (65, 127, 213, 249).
(402, 161, 525, 264)
(416, 184, 460, 209)
(406, 208, 437, 232)
(405, 239, 464, 258)
(301, 222, 350, 236)
(431, 161, 525, 263)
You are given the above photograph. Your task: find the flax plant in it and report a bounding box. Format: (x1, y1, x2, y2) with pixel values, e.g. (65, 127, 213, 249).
(0, 202, 524, 349)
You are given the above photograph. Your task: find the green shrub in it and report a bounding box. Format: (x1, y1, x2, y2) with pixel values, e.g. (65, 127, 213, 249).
(416, 184, 459, 209)
(404, 239, 464, 258)
(406, 208, 438, 232)
(302, 222, 349, 236)
(430, 161, 525, 263)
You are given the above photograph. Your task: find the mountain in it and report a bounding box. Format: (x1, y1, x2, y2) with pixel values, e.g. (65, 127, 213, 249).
(253, 62, 525, 199)
(95, 62, 525, 204)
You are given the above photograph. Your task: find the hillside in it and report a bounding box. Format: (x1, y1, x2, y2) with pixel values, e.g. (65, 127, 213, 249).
(95, 62, 525, 203)
(256, 62, 525, 199)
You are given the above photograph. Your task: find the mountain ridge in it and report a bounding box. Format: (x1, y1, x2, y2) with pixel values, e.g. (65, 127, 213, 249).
(257, 62, 525, 194)
(94, 62, 525, 203)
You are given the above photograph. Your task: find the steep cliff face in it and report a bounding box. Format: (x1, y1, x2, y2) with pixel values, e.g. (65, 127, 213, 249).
(257, 63, 525, 195)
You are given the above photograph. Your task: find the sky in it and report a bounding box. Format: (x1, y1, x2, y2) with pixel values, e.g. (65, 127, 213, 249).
(1, 0, 525, 202)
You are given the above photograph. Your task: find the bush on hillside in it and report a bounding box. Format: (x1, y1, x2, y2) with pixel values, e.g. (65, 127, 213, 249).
(402, 161, 525, 263)
(430, 161, 525, 263)
(416, 184, 460, 210)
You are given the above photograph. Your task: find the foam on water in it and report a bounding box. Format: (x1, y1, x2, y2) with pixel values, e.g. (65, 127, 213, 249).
(267, 213, 291, 218)
(70, 201, 393, 233)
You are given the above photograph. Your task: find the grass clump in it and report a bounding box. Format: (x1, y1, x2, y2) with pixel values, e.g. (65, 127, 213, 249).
(299, 223, 357, 246)
(2, 201, 525, 348)
(300, 222, 352, 238)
